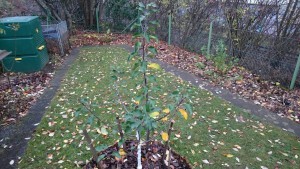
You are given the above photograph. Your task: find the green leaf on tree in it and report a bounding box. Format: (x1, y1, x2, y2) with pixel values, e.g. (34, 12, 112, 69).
(96, 145, 108, 152)
(134, 42, 141, 53)
(112, 151, 121, 159)
(149, 35, 158, 42)
(138, 2, 145, 8)
(184, 103, 193, 114)
(148, 46, 157, 55)
(144, 33, 150, 43)
(97, 154, 106, 162)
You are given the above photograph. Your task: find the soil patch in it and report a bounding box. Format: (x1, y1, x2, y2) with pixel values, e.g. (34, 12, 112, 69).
(85, 140, 191, 169)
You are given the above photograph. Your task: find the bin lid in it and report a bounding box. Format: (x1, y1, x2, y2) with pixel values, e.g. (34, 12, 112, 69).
(0, 16, 39, 23)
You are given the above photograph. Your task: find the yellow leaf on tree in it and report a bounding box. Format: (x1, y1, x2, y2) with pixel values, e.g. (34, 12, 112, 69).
(119, 148, 126, 156)
(150, 111, 160, 118)
(162, 108, 170, 114)
(161, 132, 169, 141)
(179, 109, 188, 120)
(162, 117, 168, 122)
(148, 63, 160, 69)
(223, 153, 234, 158)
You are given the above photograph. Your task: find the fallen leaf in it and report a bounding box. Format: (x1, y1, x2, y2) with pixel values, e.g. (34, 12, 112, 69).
(234, 145, 242, 149)
(212, 120, 218, 123)
(202, 159, 209, 164)
(47, 154, 53, 160)
(280, 152, 288, 157)
(49, 132, 55, 137)
(256, 157, 262, 161)
(233, 148, 239, 151)
(57, 160, 64, 164)
(223, 154, 234, 158)
(133, 100, 140, 105)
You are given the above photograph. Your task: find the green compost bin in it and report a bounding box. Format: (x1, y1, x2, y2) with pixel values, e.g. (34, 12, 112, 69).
(0, 16, 49, 73)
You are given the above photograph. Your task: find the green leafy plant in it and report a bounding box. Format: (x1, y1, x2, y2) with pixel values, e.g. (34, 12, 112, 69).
(200, 45, 210, 59)
(203, 40, 238, 75)
(75, 2, 192, 168)
(196, 62, 205, 70)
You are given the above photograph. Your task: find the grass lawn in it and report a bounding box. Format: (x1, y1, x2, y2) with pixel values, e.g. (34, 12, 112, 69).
(19, 46, 300, 169)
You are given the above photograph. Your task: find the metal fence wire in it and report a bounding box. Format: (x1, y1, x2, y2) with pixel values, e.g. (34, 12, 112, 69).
(96, 2, 300, 89)
(42, 21, 70, 56)
(156, 19, 300, 88)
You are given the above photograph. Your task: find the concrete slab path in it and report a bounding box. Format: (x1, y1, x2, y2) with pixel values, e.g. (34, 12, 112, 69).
(0, 48, 80, 169)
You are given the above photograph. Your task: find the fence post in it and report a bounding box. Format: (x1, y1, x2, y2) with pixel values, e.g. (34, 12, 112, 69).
(96, 4, 100, 33)
(290, 53, 300, 90)
(168, 12, 172, 45)
(207, 21, 213, 57)
(46, 9, 51, 28)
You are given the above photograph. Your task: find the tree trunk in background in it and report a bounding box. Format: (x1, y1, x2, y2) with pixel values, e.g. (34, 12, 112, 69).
(98, 0, 106, 22)
(89, 0, 95, 27)
(35, 0, 62, 21)
(276, 0, 299, 38)
(62, 3, 73, 30)
(271, 0, 300, 68)
(78, 0, 96, 28)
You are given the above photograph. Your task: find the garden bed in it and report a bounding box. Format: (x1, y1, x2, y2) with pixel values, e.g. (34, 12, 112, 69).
(85, 140, 191, 169)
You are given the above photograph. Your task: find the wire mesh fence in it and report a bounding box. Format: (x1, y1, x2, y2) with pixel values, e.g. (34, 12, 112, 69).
(159, 19, 300, 88)
(42, 21, 70, 56)
(73, 0, 300, 89)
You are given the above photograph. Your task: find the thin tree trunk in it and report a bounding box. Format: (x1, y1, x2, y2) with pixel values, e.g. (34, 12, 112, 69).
(35, 0, 61, 21)
(62, 3, 72, 31)
(136, 131, 142, 169)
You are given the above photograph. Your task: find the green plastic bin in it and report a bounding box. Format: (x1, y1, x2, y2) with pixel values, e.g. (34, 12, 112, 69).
(0, 16, 49, 73)
(0, 16, 42, 38)
(2, 48, 48, 73)
(0, 36, 46, 56)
